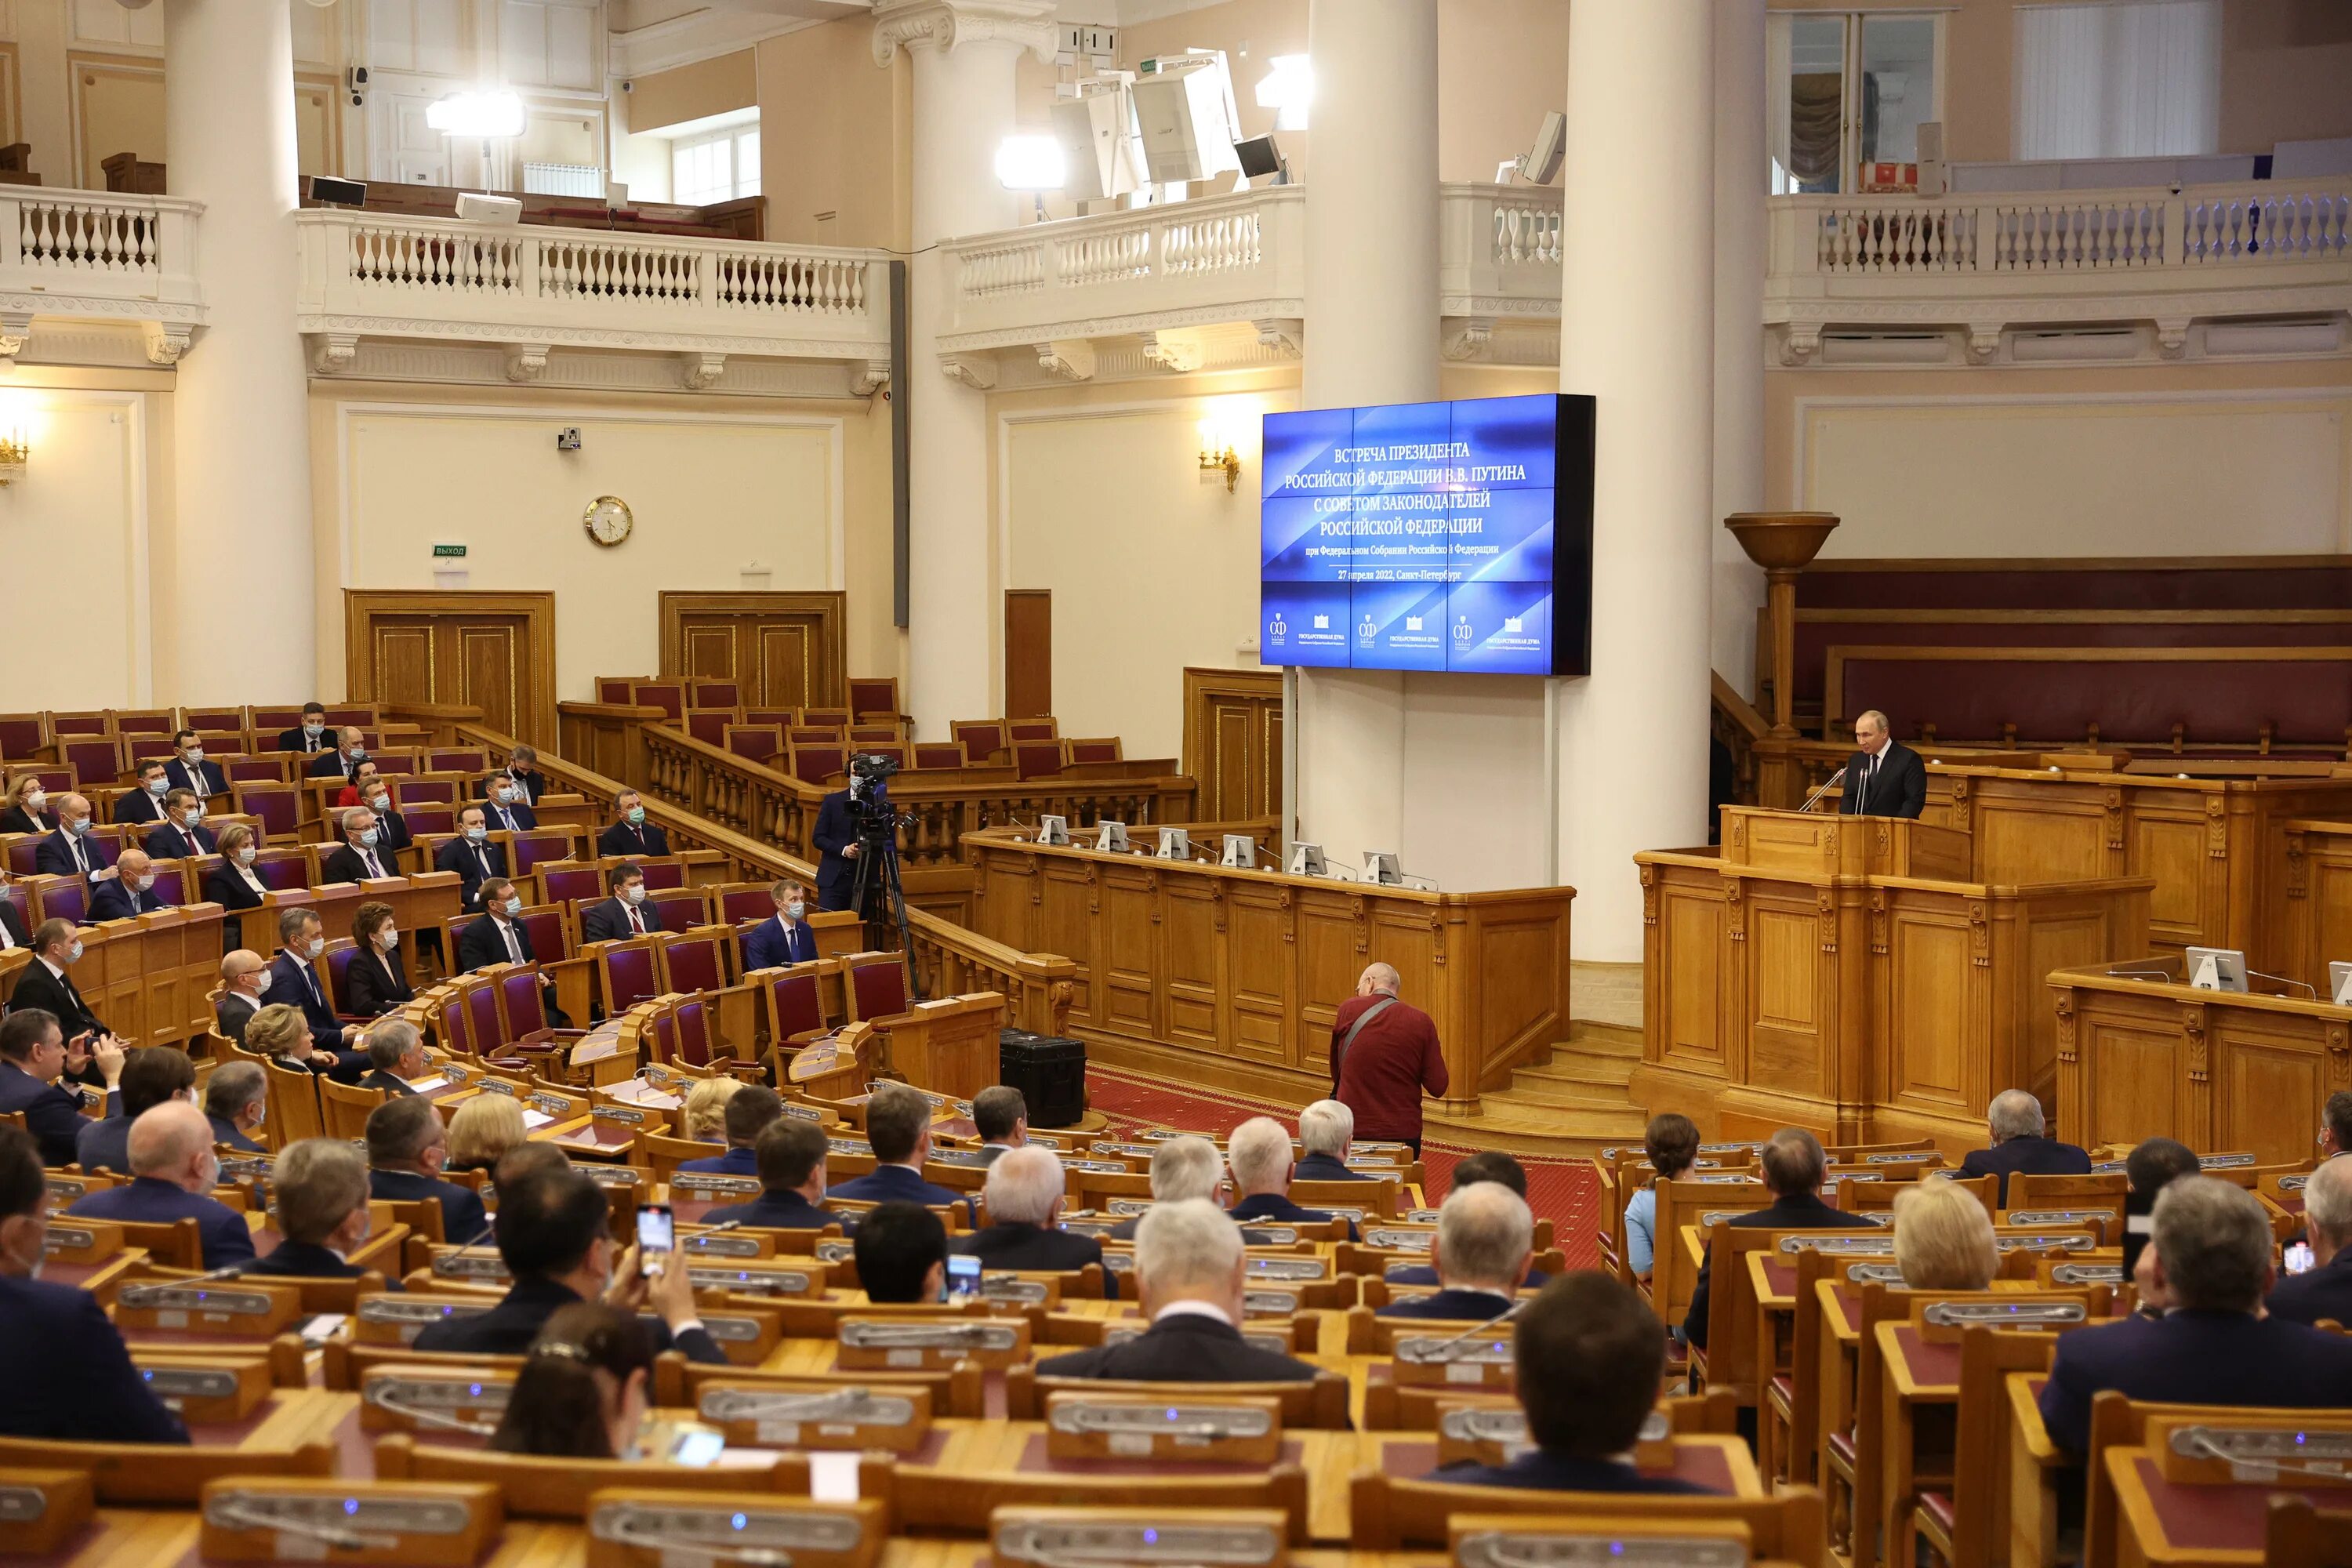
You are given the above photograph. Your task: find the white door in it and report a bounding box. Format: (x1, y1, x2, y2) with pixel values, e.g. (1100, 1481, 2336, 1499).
(367, 75, 452, 187)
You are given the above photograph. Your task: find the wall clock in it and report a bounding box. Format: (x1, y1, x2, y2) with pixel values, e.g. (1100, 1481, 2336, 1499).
(584, 495, 633, 546)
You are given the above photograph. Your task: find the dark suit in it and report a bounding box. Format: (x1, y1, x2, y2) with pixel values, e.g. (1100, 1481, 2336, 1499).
(582, 896, 665, 946)
(1684, 1191, 1875, 1348)
(343, 947, 414, 1017)
(703, 1189, 837, 1230)
(371, 1167, 488, 1242)
(0, 1273, 188, 1443)
(1231, 1191, 1359, 1243)
(479, 793, 537, 833)
(829, 1163, 971, 1213)
(1840, 740, 1927, 819)
(145, 820, 217, 860)
(2038, 1308, 2352, 1454)
(456, 913, 535, 973)
(245, 1240, 368, 1279)
(1376, 1285, 1517, 1321)
(74, 1114, 134, 1174)
(2265, 1250, 2352, 1329)
(811, 790, 858, 910)
(205, 862, 270, 920)
(8, 959, 110, 1041)
(307, 750, 359, 779)
(360, 1069, 419, 1098)
(0, 1058, 92, 1166)
(34, 826, 113, 881)
(1294, 1152, 1371, 1183)
(1388, 1263, 1551, 1290)
(742, 914, 817, 971)
(1035, 1309, 1321, 1384)
(0, 804, 57, 836)
(1959, 1134, 2093, 1206)
(270, 950, 351, 1055)
(215, 991, 260, 1045)
(599, 819, 671, 858)
(410, 1274, 725, 1363)
(0, 901, 26, 950)
(1433, 1450, 1715, 1495)
(111, 786, 167, 825)
(953, 1223, 1116, 1298)
(69, 1175, 256, 1269)
(88, 879, 169, 923)
(679, 1144, 760, 1176)
(208, 1112, 265, 1152)
(435, 837, 509, 913)
(370, 809, 414, 860)
(278, 726, 331, 753)
(321, 842, 397, 884)
(165, 758, 230, 799)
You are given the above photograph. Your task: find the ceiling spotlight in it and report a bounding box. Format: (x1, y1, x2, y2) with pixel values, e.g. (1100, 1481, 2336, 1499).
(1254, 55, 1312, 131)
(426, 90, 526, 139)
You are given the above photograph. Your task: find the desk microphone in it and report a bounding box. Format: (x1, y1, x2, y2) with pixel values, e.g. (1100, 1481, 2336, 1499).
(118, 1261, 251, 1305)
(1798, 768, 1848, 815)
(1404, 1296, 1528, 1361)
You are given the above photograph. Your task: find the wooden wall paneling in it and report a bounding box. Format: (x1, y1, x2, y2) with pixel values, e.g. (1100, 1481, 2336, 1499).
(1182, 666, 1283, 823)
(1161, 873, 1221, 1054)
(1223, 880, 1293, 1067)
(2082, 1002, 2187, 1151)
(1004, 590, 1051, 720)
(1036, 855, 1094, 1019)
(1649, 864, 1728, 1073)
(2209, 1019, 2332, 1166)
(1463, 901, 1571, 1095)
(657, 591, 846, 710)
(343, 589, 558, 748)
(1097, 860, 1161, 1038)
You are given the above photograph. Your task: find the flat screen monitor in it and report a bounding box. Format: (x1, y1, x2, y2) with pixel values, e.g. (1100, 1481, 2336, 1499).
(1258, 393, 1595, 677)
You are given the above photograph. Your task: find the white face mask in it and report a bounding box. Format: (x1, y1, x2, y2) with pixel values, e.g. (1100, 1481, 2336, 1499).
(494, 785, 515, 804)
(252, 970, 273, 996)
(134, 875, 154, 892)
(365, 791, 389, 811)
(622, 885, 645, 905)
(306, 938, 325, 960)
(145, 778, 169, 797)
(64, 940, 83, 963)
(236, 846, 258, 866)
(184, 805, 205, 825)
(183, 748, 204, 765)
(379, 929, 400, 951)
(503, 896, 523, 917)
(25, 791, 45, 812)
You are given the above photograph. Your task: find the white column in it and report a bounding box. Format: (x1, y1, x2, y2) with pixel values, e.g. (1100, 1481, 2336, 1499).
(877, 0, 1054, 739)
(1292, 0, 1439, 870)
(1555, 0, 1716, 960)
(1713, 0, 1769, 696)
(164, 0, 315, 705)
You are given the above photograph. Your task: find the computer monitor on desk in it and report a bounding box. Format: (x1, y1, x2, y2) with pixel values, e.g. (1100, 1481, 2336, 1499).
(2332, 960, 2352, 1007)
(2185, 946, 2249, 993)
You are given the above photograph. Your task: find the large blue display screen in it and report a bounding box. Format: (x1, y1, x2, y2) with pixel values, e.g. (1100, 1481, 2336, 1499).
(1258, 393, 1594, 677)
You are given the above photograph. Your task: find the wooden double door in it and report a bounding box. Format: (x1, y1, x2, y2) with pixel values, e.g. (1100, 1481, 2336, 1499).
(344, 590, 557, 746)
(660, 591, 847, 710)
(1183, 666, 1283, 823)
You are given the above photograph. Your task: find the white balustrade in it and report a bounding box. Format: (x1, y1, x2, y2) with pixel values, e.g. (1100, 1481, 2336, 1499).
(296, 210, 892, 357)
(0, 189, 204, 322)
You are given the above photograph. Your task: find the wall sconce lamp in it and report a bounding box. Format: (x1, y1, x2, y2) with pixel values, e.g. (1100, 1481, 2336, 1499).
(1196, 418, 1241, 493)
(0, 431, 28, 487)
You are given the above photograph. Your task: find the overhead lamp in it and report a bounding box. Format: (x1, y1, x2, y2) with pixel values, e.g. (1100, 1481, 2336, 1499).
(1254, 54, 1312, 131)
(0, 430, 27, 488)
(426, 90, 526, 139)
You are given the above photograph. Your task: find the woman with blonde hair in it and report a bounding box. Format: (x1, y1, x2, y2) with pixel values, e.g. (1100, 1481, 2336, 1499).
(203, 823, 270, 921)
(446, 1093, 528, 1176)
(681, 1076, 742, 1143)
(1893, 1178, 1998, 1290)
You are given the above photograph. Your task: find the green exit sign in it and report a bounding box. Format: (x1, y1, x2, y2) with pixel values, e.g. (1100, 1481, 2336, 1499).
(432, 543, 468, 558)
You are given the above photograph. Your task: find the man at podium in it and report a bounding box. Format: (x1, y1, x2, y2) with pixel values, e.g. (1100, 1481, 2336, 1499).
(1840, 709, 1926, 819)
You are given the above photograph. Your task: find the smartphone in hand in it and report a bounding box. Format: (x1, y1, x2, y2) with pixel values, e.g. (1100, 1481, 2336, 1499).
(636, 1203, 675, 1277)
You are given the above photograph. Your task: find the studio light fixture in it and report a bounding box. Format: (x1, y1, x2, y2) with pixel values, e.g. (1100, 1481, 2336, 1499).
(426, 90, 526, 139)
(995, 133, 1066, 221)
(1254, 55, 1313, 131)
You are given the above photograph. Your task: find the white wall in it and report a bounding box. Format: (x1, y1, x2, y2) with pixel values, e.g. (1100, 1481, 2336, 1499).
(0, 389, 158, 707)
(1795, 390, 2352, 557)
(328, 404, 844, 699)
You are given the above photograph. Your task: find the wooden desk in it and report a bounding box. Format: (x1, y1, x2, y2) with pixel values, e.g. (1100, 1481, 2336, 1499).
(2277, 817, 2352, 996)
(2046, 964, 2352, 1164)
(963, 827, 1573, 1109)
(2104, 1443, 2342, 1567)
(1878, 1320, 1967, 1568)
(16, 905, 227, 1049)
(1638, 807, 2151, 1149)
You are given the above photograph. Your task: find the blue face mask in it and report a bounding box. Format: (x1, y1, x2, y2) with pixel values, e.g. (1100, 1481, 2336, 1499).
(465, 825, 488, 843)
(503, 896, 523, 916)
(358, 828, 380, 848)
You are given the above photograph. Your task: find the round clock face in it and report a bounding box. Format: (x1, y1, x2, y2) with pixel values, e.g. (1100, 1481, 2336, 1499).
(585, 495, 633, 546)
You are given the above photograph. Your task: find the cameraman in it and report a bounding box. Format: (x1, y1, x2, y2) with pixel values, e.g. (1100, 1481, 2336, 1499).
(814, 756, 900, 915)
(811, 782, 858, 912)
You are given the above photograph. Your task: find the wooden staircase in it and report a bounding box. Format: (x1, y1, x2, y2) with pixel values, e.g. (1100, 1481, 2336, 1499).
(1425, 1020, 1649, 1160)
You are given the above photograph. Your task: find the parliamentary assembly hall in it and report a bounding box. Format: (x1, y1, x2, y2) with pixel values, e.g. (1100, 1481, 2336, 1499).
(4, 0, 2352, 1562)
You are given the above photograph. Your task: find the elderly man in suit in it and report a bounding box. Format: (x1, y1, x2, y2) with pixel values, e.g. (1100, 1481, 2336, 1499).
(0, 1124, 189, 1443)
(307, 727, 369, 780)
(355, 1020, 428, 1099)
(435, 804, 508, 913)
(164, 730, 229, 803)
(580, 863, 665, 945)
(1294, 1099, 1373, 1183)
(952, 1145, 1113, 1294)
(145, 789, 217, 860)
(702, 1120, 837, 1232)
(0, 1009, 122, 1167)
(1226, 1116, 1359, 1241)
(456, 878, 538, 972)
(2040, 1177, 2352, 1454)
(67, 1102, 256, 1269)
(1840, 708, 1927, 819)
(87, 849, 172, 924)
(1376, 1181, 1532, 1322)
(35, 793, 116, 884)
(1435, 1273, 1715, 1494)
(214, 949, 273, 1045)
(598, 789, 670, 858)
(741, 877, 818, 970)
(365, 1095, 486, 1243)
(2267, 1156, 2352, 1327)
(1684, 1128, 1875, 1349)
(204, 1059, 269, 1152)
(242, 1139, 379, 1280)
(1959, 1088, 2092, 1205)
(321, 807, 397, 885)
(1035, 1200, 1321, 1384)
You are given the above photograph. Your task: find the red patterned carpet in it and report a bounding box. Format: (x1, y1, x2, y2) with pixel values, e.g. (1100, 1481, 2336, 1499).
(1080, 1065, 1602, 1269)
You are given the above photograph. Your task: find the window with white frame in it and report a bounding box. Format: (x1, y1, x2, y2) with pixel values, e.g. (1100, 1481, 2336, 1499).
(671, 122, 760, 205)
(1767, 10, 1944, 194)
(2013, 0, 2221, 162)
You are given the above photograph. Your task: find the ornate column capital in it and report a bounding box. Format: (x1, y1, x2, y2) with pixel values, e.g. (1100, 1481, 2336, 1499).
(872, 0, 1058, 67)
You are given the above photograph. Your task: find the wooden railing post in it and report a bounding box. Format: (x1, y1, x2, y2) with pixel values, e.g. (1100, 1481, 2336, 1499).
(1724, 512, 1840, 739)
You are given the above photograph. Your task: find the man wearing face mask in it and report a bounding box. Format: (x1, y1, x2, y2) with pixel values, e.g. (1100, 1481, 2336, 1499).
(505, 746, 547, 807)
(88, 849, 172, 923)
(215, 949, 275, 1044)
(356, 1019, 430, 1098)
(204, 1060, 268, 1152)
(597, 789, 670, 858)
(111, 760, 172, 825)
(0, 1124, 191, 1443)
(322, 807, 396, 885)
(358, 775, 413, 861)
(307, 726, 369, 780)
(34, 793, 118, 885)
(269, 908, 368, 1070)
(74, 1044, 198, 1175)
(457, 878, 541, 972)
(8, 920, 128, 1075)
(479, 768, 538, 832)
(277, 702, 332, 754)
(0, 872, 31, 953)
(435, 804, 510, 912)
(742, 876, 819, 970)
(581, 863, 665, 945)
(67, 1101, 256, 1269)
(165, 729, 227, 802)
(0, 1010, 122, 1167)
(144, 788, 216, 859)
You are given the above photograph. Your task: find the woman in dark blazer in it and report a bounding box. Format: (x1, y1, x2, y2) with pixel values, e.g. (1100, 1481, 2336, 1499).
(203, 824, 270, 916)
(0, 773, 58, 836)
(344, 900, 415, 1016)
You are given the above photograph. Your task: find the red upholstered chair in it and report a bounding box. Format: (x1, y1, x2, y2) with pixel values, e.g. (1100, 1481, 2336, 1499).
(648, 887, 709, 930)
(787, 726, 842, 746)
(374, 755, 419, 776)
(253, 850, 310, 891)
(845, 952, 911, 1025)
(791, 746, 847, 786)
(30, 875, 88, 925)
(847, 677, 900, 723)
(1007, 719, 1058, 742)
(249, 706, 304, 732)
(509, 832, 578, 877)
(48, 710, 112, 739)
(1014, 742, 1064, 781)
(322, 939, 369, 1024)
(912, 743, 965, 770)
(745, 709, 796, 728)
(847, 725, 902, 746)
(802, 708, 849, 730)
(1, 841, 34, 877)
(497, 967, 579, 1047)
(631, 682, 685, 721)
(635, 859, 687, 891)
(63, 735, 129, 785)
(406, 805, 455, 837)
(673, 995, 714, 1066)
(658, 931, 728, 994)
(234, 783, 299, 840)
(650, 1004, 680, 1066)
(1065, 738, 1123, 764)
(0, 715, 49, 757)
(762, 966, 829, 1047)
(0, 881, 31, 932)
(718, 885, 771, 925)
(148, 864, 194, 905)
(597, 939, 662, 1012)
(725, 725, 783, 764)
(323, 706, 379, 728)
(597, 678, 637, 705)
(224, 756, 287, 785)
(436, 988, 474, 1055)
(517, 908, 573, 964)
(687, 711, 732, 746)
(399, 779, 459, 806)
(542, 864, 608, 906)
(182, 707, 244, 732)
(952, 720, 1006, 762)
(428, 749, 488, 774)
(85, 824, 130, 859)
(111, 709, 176, 738)
(691, 681, 739, 709)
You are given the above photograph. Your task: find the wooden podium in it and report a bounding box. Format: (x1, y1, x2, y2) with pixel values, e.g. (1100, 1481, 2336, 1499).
(1635, 805, 2151, 1152)
(870, 993, 1007, 1102)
